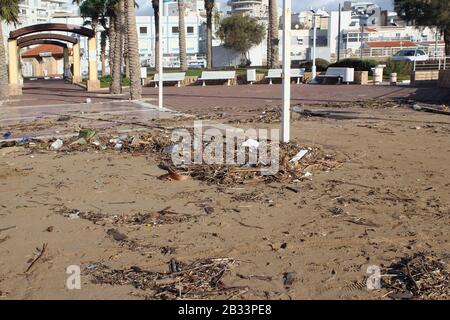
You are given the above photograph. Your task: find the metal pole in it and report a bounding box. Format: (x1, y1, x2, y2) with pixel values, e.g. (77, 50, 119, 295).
(435, 28, 438, 59)
(281, 0, 291, 143)
(337, 3, 341, 62)
(360, 22, 363, 59)
(158, 0, 164, 109)
(311, 13, 317, 80)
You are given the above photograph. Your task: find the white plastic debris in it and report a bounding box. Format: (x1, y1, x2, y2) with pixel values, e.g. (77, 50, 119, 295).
(289, 149, 308, 163)
(86, 98, 92, 104)
(67, 212, 80, 219)
(50, 139, 63, 150)
(242, 139, 260, 149)
(114, 143, 123, 150)
(302, 171, 313, 178)
(163, 144, 179, 154)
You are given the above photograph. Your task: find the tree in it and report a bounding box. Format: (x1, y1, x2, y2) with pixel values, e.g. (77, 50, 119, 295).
(268, 0, 279, 68)
(178, 0, 187, 71)
(110, 0, 123, 94)
(0, 0, 20, 99)
(125, 0, 141, 99)
(152, 0, 160, 71)
(217, 14, 266, 66)
(77, 0, 108, 76)
(204, 0, 214, 69)
(394, 0, 450, 55)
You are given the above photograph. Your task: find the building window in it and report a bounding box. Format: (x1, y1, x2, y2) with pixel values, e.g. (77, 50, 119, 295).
(172, 27, 179, 34)
(140, 27, 147, 35)
(187, 26, 194, 35)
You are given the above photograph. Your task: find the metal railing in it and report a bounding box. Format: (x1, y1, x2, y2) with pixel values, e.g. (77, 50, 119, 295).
(413, 57, 450, 71)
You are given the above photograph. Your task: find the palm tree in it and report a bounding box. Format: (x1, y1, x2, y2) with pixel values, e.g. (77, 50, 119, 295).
(125, 0, 142, 99)
(268, 0, 279, 68)
(151, 0, 160, 71)
(0, 0, 20, 99)
(110, 0, 123, 94)
(178, 0, 187, 71)
(204, 0, 214, 69)
(77, 0, 109, 76)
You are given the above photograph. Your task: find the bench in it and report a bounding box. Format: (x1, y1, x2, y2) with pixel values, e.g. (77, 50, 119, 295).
(149, 72, 186, 87)
(199, 71, 236, 86)
(317, 67, 354, 84)
(266, 68, 305, 84)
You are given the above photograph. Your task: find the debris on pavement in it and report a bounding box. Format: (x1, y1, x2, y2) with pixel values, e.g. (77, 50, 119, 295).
(50, 139, 63, 150)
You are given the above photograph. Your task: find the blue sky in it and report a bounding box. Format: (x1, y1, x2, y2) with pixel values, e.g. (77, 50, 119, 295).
(136, 0, 394, 15)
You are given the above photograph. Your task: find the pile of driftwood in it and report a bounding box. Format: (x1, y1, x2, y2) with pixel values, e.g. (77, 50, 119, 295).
(86, 258, 245, 299)
(383, 253, 450, 300)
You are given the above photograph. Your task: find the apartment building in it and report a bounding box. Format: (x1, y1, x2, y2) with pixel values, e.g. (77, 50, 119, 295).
(227, 0, 268, 19)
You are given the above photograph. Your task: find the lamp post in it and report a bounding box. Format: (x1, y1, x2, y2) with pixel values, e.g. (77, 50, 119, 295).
(310, 9, 327, 83)
(281, 0, 291, 143)
(158, 0, 164, 109)
(359, 14, 369, 60)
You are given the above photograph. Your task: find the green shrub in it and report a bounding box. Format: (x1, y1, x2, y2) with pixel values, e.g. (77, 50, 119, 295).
(383, 59, 412, 76)
(99, 75, 130, 88)
(328, 58, 378, 72)
(296, 58, 330, 72)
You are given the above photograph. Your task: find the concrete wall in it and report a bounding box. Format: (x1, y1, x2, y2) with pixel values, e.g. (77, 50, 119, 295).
(411, 70, 440, 87)
(438, 70, 450, 88)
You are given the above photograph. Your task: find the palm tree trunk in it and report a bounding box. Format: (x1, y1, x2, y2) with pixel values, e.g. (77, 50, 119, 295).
(0, 22, 9, 99)
(123, 0, 130, 79)
(100, 30, 107, 77)
(152, 0, 160, 71)
(109, 15, 116, 73)
(205, 0, 214, 69)
(126, 0, 142, 99)
(110, 2, 123, 94)
(445, 27, 450, 56)
(269, 0, 279, 68)
(178, 0, 187, 71)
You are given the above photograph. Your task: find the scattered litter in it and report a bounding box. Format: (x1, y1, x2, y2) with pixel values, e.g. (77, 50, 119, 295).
(86, 98, 92, 104)
(78, 128, 97, 141)
(50, 139, 63, 150)
(382, 253, 450, 300)
(63, 210, 80, 219)
(242, 139, 260, 149)
(86, 258, 243, 299)
(24, 243, 48, 273)
(158, 163, 189, 181)
(289, 149, 308, 163)
(283, 272, 296, 287)
(2, 131, 12, 139)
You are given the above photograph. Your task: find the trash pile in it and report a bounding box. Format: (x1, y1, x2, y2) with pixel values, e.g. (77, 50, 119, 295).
(86, 258, 244, 299)
(60, 207, 194, 227)
(169, 141, 343, 185)
(382, 253, 450, 300)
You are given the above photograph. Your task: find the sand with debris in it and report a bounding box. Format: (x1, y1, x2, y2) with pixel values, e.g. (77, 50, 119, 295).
(0, 102, 449, 300)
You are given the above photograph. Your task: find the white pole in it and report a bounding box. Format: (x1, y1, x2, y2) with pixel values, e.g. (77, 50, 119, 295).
(158, 0, 164, 109)
(311, 13, 317, 80)
(281, 0, 291, 144)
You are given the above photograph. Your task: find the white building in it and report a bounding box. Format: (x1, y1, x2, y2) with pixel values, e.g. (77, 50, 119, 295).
(164, 0, 207, 17)
(227, 0, 268, 19)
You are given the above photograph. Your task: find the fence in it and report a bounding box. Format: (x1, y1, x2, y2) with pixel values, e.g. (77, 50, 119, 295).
(413, 57, 450, 71)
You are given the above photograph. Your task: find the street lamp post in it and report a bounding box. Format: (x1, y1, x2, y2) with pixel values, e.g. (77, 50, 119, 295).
(359, 14, 369, 60)
(158, 0, 164, 109)
(311, 12, 317, 81)
(281, 0, 291, 143)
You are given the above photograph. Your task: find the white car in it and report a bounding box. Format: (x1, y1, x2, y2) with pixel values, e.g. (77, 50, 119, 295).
(392, 49, 429, 62)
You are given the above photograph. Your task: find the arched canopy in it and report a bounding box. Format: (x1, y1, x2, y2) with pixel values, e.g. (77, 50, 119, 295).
(9, 23, 95, 40)
(17, 33, 79, 46)
(19, 40, 68, 49)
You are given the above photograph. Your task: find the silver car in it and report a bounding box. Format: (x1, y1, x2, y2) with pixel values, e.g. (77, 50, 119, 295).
(392, 49, 429, 62)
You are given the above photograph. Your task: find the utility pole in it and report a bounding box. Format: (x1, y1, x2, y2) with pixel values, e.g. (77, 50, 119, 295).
(281, 0, 291, 143)
(337, 3, 341, 62)
(158, 0, 164, 109)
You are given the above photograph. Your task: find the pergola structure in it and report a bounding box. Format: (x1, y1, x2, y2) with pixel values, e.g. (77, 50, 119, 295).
(8, 23, 100, 95)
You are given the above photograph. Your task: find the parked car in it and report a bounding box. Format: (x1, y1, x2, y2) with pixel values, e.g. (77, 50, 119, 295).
(392, 49, 429, 62)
